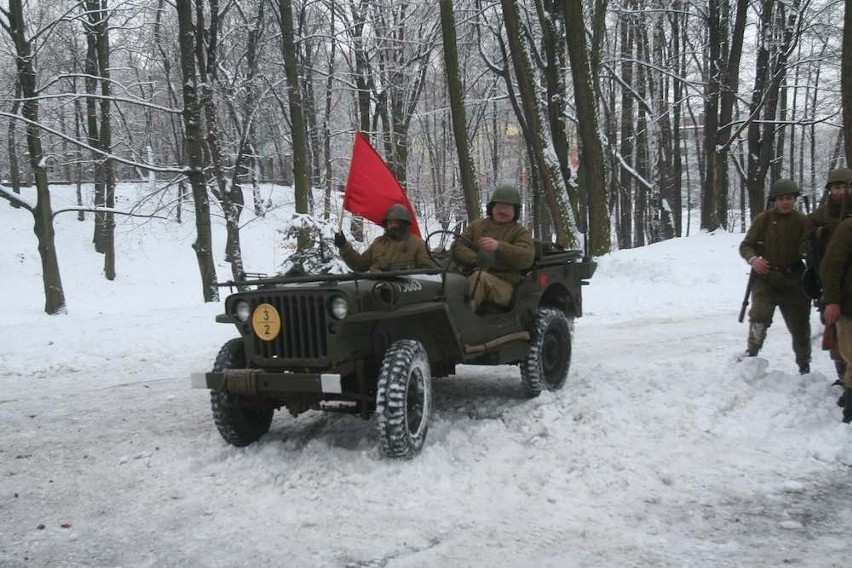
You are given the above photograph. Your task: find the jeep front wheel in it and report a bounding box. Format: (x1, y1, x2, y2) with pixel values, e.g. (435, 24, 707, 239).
(375, 339, 432, 459)
(520, 308, 572, 398)
(209, 338, 274, 447)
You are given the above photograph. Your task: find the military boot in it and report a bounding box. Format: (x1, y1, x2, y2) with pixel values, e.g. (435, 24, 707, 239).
(833, 360, 846, 387)
(843, 388, 852, 424)
(746, 323, 768, 357)
(797, 360, 810, 375)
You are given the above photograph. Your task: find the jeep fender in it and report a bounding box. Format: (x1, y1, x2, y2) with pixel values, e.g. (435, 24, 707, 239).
(540, 281, 580, 317)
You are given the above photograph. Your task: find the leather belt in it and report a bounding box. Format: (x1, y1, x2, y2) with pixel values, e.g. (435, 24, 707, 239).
(769, 265, 801, 274)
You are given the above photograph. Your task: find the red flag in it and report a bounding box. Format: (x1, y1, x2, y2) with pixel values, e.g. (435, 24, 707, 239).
(343, 132, 421, 237)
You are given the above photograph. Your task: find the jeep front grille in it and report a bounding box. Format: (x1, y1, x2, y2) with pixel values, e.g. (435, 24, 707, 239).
(254, 293, 328, 360)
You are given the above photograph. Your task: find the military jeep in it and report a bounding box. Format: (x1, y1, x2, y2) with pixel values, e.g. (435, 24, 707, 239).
(191, 231, 595, 459)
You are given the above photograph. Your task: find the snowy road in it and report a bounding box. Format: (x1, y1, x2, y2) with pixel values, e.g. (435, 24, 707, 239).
(3, 196, 851, 567)
(2, 309, 851, 567)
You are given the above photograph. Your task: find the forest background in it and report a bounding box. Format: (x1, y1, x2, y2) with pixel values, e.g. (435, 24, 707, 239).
(1, 0, 852, 314)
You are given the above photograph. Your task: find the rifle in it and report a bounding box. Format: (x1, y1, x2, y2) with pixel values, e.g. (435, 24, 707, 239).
(738, 241, 763, 323)
(738, 269, 755, 323)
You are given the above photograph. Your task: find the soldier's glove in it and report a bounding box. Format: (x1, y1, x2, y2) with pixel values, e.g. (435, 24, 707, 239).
(333, 232, 347, 248)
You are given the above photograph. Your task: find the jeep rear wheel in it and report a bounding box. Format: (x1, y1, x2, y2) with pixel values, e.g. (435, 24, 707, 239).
(210, 338, 274, 447)
(375, 339, 432, 459)
(520, 308, 572, 398)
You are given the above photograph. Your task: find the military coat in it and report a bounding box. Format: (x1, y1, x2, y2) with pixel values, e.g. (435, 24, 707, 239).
(739, 208, 808, 272)
(453, 218, 535, 285)
(340, 232, 435, 272)
(820, 217, 852, 316)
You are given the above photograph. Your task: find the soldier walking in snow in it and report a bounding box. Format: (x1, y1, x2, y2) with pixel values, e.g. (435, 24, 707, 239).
(805, 167, 852, 383)
(739, 179, 811, 374)
(818, 184, 852, 423)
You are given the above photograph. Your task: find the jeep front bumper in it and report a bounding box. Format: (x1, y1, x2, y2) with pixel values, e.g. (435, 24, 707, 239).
(191, 369, 342, 396)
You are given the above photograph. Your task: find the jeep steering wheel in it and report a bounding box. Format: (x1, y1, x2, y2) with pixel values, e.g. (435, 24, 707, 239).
(426, 229, 471, 273)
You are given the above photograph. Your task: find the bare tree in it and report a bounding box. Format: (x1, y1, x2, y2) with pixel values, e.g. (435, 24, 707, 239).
(844, 0, 852, 165)
(561, 0, 610, 255)
(276, 0, 312, 250)
(175, 0, 218, 301)
(745, 0, 800, 217)
(83, 0, 118, 280)
(439, 0, 481, 221)
(496, 0, 576, 246)
(0, 0, 66, 314)
(6, 80, 22, 208)
(701, 0, 747, 231)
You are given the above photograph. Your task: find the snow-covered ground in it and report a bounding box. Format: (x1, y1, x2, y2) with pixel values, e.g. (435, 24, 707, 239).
(2, 184, 851, 567)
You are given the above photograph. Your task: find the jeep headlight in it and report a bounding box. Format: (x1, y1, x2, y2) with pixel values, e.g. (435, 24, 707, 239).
(330, 296, 348, 320)
(234, 300, 251, 322)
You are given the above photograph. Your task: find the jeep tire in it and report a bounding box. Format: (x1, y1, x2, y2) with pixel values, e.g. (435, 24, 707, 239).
(375, 339, 432, 459)
(520, 308, 572, 398)
(210, 338, 274, 447)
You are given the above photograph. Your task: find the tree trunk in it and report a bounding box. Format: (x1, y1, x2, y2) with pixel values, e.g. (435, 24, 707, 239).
(618, 8, 635, 248)
(7, 80, 22, 208)
(439, 0, 481, 222)
(322, 1, 336, 221)
(669, 2, 684, 236)
(85, 17, 106, 252)
(502, 0, 575, 247)
(537, 0, 573, 200)
(195, 0, 245, 279)
(651, 9, 675, 241)
(74, 94, 84, 221)
(701, 0, 721, 230)
(746, 0, 797, 217)
(278, 0, 312, 250)
(634, 23, 648, 246)
(3, 0, 66, 314)
(87, 0, 117, 280)
(561, 0, 609, 254)
(175, 0, 218, 302)
(843, 0, 852, 165)
(715, 0, 748, 228)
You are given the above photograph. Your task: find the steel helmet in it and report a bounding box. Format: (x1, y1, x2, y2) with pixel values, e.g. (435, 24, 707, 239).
(486, 184, 522, 220)
(769, 178, 799, 199)
(825, 168, 852, 188)
(384, 203, 411, 224)
(488, 185, 522, 206)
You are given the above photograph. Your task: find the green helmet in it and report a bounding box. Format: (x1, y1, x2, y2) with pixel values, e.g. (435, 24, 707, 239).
(487, 184, 522, 220)
(488, 184, 522, 206)
(769, 178, 799, 199)
(825, 168, 852, 188)
(384, 203, 411, 224)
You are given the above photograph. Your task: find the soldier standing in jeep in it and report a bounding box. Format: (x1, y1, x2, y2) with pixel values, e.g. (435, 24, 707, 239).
(452, 185, 535, 311)
(333, 203, 435, 272)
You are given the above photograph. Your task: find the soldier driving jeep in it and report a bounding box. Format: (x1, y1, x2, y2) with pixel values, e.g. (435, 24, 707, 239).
(452, 185, 535, 311)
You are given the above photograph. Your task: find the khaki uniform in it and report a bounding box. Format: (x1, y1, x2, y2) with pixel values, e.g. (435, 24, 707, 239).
(806, 198, 848, 378)
(453, 218, 535, 309)
(820, 217, 852, 389)
(806, 199, 844, 263)
(739, 208, 810, 365)
(340, 233, 435, 272)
